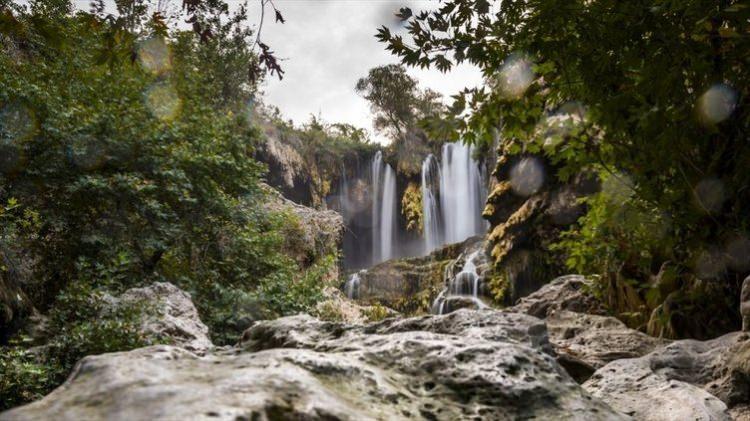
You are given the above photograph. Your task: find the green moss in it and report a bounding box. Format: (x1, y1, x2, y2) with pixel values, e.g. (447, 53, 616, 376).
(487, 273, 511, 304)
(401, 182, 423, 233)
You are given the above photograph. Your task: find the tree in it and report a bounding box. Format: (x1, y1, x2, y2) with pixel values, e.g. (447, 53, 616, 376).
(379, 0, 750, 336)
(356, 64, 447, 174)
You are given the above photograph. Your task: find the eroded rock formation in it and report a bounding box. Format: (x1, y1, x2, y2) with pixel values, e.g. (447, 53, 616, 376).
(1, 310, 624, 421)
(483, 153, 598, 305)
(115, 282, 212, 352)
(584, 332, 750, 420)
(351, 236, 485, 314)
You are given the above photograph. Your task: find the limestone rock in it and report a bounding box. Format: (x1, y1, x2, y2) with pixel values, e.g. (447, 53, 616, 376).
(583, 331, 750, 420)
(546, 310, 668, 382)
(510, 275, 606, 318)
(2, 310, 624, 420)
(117, 282, 212, 352)
(584, 355, 730, 420)
(255, 127, 314, 205)
(483, 151, 598, 305)
(0, 249, 36, 340)
(262, 185, 344, 271)
(355, 236, 484, 314)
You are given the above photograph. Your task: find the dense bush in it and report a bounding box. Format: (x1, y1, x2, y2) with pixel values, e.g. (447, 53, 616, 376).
(0, 0, 337, 408)
(1, 282, 157, 410)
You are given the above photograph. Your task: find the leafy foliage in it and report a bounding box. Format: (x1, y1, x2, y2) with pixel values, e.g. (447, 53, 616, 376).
(0, 1, 335, 408)
(1, 282, 156, 411)
(381, 0, 750, 333)
(355, 64, 448, 173)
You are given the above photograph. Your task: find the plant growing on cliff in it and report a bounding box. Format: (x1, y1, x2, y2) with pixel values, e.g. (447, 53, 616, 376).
(401, 182, 423, 234)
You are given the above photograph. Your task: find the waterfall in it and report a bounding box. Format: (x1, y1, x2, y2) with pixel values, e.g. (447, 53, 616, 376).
(431, 250, 487, 315)
(380, 165, 397, 261)
(440, 143, 485, 244)
(344, 271, 362, 299)
(371, 151, 397, 265)
(420, 142, 487, 255)
(421, 154, 441, 253)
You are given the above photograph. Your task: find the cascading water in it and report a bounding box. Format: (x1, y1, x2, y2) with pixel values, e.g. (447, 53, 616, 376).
(380, 166, 397, 262)
(420, 142, 487, 254)
(440, 143, 486, 244)
(421, 154, 441, 253)
(344, 271, 363, 299)
(371, 151, 397, 265)
(431, 250, 487, 315)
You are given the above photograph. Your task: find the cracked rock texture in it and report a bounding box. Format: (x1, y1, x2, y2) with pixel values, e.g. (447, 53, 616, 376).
(1, 310, 624, 421)
(583, 331, 750, 421)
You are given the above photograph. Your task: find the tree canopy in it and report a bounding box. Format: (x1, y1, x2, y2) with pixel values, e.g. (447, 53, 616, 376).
(380, 0, 750, 334)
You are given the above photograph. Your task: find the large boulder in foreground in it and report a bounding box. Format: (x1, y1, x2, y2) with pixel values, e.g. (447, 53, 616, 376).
(509, 276, 665, 382)
(1, 310, 624, 420)
(583, 332, 750, 420)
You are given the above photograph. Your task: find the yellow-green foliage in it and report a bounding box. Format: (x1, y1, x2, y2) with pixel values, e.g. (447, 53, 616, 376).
(315, 299, 347, 322)
(401, 182, 423, 233)
(363, 303, 391, 322)
(487, 273, 511, 304)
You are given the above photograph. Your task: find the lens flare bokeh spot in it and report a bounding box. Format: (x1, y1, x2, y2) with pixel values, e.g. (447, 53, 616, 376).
(726, 236, 750, 272)
(145, 82, 181, 121)
(497, 54, 534, 99)
(509, 156, 545, 196)
(697, 84, 737, 125)
(695, 248, 727, 280)
(0, 102, 36, 173)
(693, 178, 726, 214)
(68, 135, 107, 170)
(138, 37, 171, 75)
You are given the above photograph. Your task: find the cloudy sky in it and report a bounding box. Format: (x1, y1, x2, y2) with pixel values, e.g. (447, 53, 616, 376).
(247, 1, 484, 144)
(63, 0, 484, 144)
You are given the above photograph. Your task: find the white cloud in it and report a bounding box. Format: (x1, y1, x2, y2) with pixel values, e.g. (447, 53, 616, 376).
(253, 0, 483, 144)
(62, 0, 484, 144)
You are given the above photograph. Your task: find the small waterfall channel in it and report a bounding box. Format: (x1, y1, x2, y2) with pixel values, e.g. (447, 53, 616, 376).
(344, 270, 364, 300)
(431, 248, 488, 315)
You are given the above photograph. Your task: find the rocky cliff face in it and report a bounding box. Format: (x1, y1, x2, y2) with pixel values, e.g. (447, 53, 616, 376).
(255, 126, 317, 206)
(262, 184, 343, 271)
(483, 152, 598, 305)
(350, 236, 486, 315)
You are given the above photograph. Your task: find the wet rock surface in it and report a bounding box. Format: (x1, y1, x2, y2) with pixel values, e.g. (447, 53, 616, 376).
(354, 236, 484, 314)
(1, 310, 624, 421)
